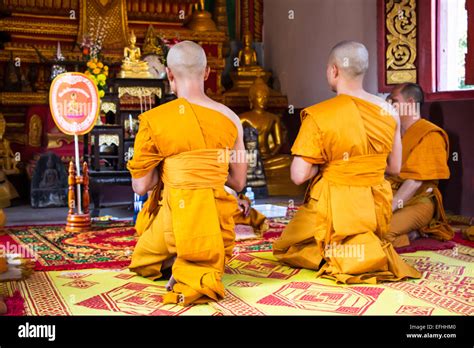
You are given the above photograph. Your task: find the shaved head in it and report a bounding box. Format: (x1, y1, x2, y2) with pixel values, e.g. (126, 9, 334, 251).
(166, 40, 207, 78)
(393, 83, 424, 107)
(328, 40, 369, 79)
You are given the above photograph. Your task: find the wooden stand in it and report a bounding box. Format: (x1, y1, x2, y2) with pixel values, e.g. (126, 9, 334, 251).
(66, 161, 91, 232)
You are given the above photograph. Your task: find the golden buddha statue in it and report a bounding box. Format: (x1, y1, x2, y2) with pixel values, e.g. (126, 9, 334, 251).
(239, 78, 285, 159)
(119, 31, 152, 79)
(142, 25, 165, 57)
(239, 78, 305, 196)
(0, 114, 19, 174)
(238, 32, 264, 72)
(227, 32, 271, 95)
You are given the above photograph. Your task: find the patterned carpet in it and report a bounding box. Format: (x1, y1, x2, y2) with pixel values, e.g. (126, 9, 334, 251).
(0, 218, 473, 316)
(0, 248, 472, 316)
(0, 222, 135, 271)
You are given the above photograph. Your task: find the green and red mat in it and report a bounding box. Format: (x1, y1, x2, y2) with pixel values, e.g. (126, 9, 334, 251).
(0, 217, 472, 315)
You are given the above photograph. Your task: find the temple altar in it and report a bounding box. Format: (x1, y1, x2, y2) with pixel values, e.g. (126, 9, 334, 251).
(0, 0, 292, 201)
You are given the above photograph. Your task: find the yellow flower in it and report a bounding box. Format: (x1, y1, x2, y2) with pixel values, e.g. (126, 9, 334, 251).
(99, 80, 106, 87)
(86, 62, 92, 68)
(97, 74, 106, 81)
(99, 90, 105, 98)
(93, 68, 101, 75)
(84, 70, 91, 75)
(97, 62, 103, 68)
(89, 62, 97, 69)
(104, 65, 109, 71)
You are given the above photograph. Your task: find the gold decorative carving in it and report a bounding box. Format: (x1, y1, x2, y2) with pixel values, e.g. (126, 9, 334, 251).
(118, 87, 162, 99)
(0, 17, 77, 36)
(47, 133, 76, 149)
(0, 92, 48, 105)
(385, 0, 417, 84)
(254, 0, 263, 42)
(91, 134, 120, 147)
(101, 102, 117, 114)
(77, 0, 129, 51)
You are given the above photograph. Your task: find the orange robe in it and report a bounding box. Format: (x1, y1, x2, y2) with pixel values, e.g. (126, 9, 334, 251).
(232, 194, 268, 235)
(273, 95, 421, 283)
(128, 98, 238, 306)
(386, 119, 453, 247)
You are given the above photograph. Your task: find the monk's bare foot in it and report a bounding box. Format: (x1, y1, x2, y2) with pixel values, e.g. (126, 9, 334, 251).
(166, 275, 176, 291)
(408, 230, 421, 241)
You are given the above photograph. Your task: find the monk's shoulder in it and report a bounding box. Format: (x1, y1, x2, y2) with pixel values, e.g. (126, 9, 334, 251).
(208, 101, 242, 136)
(301, 97, 341, 122)
(419, 119, 445, 134)
(301, 96, 364, 131)
(139, 99, 183, 125)
(419, 119, 448, 145)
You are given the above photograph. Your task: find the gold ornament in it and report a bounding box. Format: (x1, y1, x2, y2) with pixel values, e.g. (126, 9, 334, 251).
(385, 0, 417, 84)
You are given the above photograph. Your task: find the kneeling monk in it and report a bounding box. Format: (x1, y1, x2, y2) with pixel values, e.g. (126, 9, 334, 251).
(385, 83, 453, 247)
(273, 41, 421, 283)
(128, 41, 247, 306)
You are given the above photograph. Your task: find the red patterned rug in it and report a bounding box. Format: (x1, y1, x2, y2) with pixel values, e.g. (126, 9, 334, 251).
(2, 216, 467, 271)
(1, 221, 135, 271)
(0, 219, 287, 271)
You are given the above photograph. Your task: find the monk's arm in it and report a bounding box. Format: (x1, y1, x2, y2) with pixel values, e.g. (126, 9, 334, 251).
(132, 167, 159, 196)
(386, 113, 402, 176)
(392, 179, 423, 212)
(291, 156, 319, 185)
(226, 121, 247, 192)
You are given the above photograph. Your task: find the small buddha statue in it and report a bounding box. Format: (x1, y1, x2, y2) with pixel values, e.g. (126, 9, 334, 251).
(239, 78, 304, 196)
(238, 32, 264, 72)
(119, 31, 152, 79)
(142, 25, 165, 58)
(0, 114, 19, 174)
(227, 32, 271, 95)
(28, 114, 42, 147)
(39, 155, 60, 189)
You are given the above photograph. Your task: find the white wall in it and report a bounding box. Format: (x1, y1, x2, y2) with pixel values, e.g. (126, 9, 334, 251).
(263, 0, 378, 108)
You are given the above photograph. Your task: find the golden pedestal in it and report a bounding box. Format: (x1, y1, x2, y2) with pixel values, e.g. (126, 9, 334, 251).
(187, 10, 217, 31)
(66, 213, 92, 233)
(227, 70, 271, 95)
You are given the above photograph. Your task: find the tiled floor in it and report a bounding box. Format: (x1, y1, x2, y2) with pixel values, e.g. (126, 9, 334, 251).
(3, 196, 303, 226)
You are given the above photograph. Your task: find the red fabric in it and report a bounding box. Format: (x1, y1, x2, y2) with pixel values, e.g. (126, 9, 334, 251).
(4, 291, 25, 316)
(0, 226, 132, 272)
(395, 238, 456, 254)
(453, 231, 474, 248)
(466, 0, 474, 85)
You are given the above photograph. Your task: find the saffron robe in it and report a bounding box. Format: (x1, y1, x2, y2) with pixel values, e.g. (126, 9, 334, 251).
(386, 119, 453, 247)
(273, 95, 421, 283)
(127, 98, 238, 306)
(233, 194, 268, 236)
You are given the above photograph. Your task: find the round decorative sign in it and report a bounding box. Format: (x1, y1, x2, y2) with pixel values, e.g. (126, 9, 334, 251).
(49, 72, 100, 135)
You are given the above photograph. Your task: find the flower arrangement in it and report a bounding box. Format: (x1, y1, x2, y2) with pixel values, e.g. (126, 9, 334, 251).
(85, 58, 108, 99)
(80, 18, 109, 99)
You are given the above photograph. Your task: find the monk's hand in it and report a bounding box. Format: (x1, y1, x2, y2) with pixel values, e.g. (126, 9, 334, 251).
(238, 198, 251, 217)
